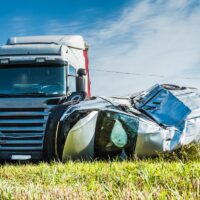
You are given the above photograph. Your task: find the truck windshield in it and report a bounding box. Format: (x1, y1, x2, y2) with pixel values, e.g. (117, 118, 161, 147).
(0, 64, 66, 96)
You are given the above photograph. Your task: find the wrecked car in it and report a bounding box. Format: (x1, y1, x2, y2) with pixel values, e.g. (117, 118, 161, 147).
(44, 84, 200, 161)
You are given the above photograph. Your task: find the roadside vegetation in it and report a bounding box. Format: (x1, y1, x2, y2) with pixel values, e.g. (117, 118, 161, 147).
(0, 144, 200, 200)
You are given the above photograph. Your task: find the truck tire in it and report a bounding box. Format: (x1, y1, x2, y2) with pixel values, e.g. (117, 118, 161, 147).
(43, 103, 71, 162)
(43, 92, 87, 162)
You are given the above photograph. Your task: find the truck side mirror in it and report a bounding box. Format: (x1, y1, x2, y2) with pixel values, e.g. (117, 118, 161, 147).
(76, 76, 85, 92)
(77, 68, 86, 76)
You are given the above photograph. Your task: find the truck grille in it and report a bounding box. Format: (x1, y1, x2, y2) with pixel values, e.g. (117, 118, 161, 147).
(0, 107, 50, 157)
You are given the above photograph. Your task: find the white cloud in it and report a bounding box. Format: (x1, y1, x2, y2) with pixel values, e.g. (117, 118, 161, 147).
(86, 0, 200, 96)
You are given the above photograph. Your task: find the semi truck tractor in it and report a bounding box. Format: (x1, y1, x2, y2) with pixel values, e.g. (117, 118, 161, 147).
(0, 35, 90, 161)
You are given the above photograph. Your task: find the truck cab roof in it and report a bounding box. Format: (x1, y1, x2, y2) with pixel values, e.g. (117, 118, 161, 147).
(0, 35, 88, 69)
(7, 35, 88, 50)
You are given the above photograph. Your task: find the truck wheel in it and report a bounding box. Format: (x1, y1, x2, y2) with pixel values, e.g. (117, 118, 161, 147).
(43, 104, 72, 162)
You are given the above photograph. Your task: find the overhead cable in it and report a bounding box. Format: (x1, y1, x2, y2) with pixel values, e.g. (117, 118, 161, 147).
(90, 68, 199, 80)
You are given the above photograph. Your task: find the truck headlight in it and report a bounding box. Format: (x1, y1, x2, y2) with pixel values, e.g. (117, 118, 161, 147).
(35, 57, 46, 63)
(0, 58, 9, 64)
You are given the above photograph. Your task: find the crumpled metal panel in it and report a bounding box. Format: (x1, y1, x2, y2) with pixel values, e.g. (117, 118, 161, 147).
(134, 85, 200, 156)
(171, 87, 200, 119)
(180, 118, 200, 145)
(135, 84, 191, 129)
(62, 111, 98, 161)
(134, 119, 170, 156)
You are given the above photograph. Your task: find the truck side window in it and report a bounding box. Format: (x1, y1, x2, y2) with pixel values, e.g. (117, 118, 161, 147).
(68, 65, 76, 92)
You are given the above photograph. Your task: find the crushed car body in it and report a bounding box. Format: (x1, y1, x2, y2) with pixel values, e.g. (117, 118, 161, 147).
(44, 84, 200, 161)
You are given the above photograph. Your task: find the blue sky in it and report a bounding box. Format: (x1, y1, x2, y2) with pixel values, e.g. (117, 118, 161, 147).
(0, 0, 131, 44)
(0, 0, 200, 96)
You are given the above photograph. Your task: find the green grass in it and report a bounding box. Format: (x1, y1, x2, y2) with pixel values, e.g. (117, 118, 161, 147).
(0, 144, 200, 200)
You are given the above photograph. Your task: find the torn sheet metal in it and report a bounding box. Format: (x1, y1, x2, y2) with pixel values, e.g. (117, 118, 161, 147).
(134, 84, 191, 130)
(62, 111, 98, 161)
(53, 84, 200, 160)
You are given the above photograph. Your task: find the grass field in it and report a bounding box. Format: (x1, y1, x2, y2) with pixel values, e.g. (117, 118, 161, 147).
(0, 145, 200, 200)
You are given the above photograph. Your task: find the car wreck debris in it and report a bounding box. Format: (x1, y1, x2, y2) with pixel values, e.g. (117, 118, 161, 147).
(44, 84, 200, 161)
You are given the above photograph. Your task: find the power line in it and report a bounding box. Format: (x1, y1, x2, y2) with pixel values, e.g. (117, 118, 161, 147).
(90, 68, 200, 80)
